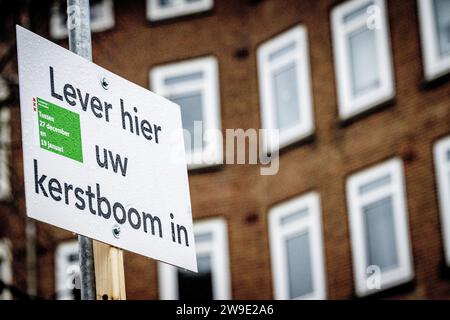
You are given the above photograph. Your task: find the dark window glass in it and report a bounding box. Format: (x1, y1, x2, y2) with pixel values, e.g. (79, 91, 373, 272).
(159, 0, 172, 6)
(68, 253, 79, 263)
(177, 255, 213, 300)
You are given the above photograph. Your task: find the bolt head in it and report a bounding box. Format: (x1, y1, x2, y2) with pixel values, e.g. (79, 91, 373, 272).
(112, 225, 121, 238)
(101, 76, 109, 90)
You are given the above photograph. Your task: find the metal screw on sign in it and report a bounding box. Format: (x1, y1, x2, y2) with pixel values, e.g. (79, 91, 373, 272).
(112, 225, 121, 239)
(101, 76, 109, 90)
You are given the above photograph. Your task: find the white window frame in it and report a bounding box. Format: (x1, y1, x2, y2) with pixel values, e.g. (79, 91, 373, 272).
(147, 0, 214, 22)
(346, 158, 414, 297)
(331, 0, 395, 120)
(55, 240, 80, 300)
(150, 56, 222, 170)
(418, 0, 450, 81)
(158, 218, 231, 300)
(0, 239, 12, 300)
(257, 25, 314, 152)
(0, 108, 10, 200)
(434, 135, 450, 266)
(268, 192, 326, 300)
(50, 0, 115, 40)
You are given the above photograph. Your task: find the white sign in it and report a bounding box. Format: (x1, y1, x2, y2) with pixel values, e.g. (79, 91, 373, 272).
(16, 26, 197, 272)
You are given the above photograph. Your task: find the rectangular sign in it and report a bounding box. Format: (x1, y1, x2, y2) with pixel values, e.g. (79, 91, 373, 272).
(16, 26, 197, 272)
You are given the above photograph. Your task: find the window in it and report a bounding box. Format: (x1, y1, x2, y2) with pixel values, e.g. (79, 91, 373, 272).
(55, 241, 80, 300)
(268, 192, 326, 300)
(150, 57, 222, 169)
(158, 218, 230, 300)
(257, 25, 314, 151)
(0, 108, 10, 200)
(50, 0, 115, 40)
(418, 0, 450, 80)
(331, 0, 395, 119)
(0, 240, 12, 300)
(346, 158, 413, 297)
(147, 0, 214, 21)
(434, 136, 450, 266)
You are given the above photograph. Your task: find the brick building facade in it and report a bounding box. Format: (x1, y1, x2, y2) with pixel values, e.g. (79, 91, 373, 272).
(0, 0, 449, 300)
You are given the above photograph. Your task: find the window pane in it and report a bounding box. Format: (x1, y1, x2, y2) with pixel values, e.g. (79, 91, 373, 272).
(170, 93, 204, 152)
(90, 0, 104, 20)
(195, 232, 213, 243)
(177, 255, 213, 300)
(68, 253, 79, 263)
(348, 27, 380, 96)
(343, 1, 373, 23)
(363, 197, 399, 271)
(286, 232, 313, 298)
(280, 208, 309, 226)
(359, 174, 391, 195)
(268, 42, 296, 62)
(272, 63, 300, 130)
(159, 0, 202, 7)
(159, 0, 173, 7)
(57, 0, 104, 27)
(164, 72, 203, 86)
(0, 256, 7, 298)
(0, 257, 3, 282)
(434, 0, 450, 57)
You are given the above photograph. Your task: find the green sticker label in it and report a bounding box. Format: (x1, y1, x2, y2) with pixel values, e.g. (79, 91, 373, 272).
(37, 97, 83, 163)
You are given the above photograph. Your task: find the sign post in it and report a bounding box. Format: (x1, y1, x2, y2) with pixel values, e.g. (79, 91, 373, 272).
(93, 241, 126, 300)
(16, 2, 197, 301)
(67, 0, 97, 301)
(66, 0, 127, 300)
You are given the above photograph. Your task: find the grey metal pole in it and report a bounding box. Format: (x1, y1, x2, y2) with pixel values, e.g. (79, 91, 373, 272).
(67, 0, 92, 60)
(67, 0, 96, 300)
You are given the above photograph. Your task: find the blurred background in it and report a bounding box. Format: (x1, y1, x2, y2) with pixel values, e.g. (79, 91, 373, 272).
(0, 0, 450, 300)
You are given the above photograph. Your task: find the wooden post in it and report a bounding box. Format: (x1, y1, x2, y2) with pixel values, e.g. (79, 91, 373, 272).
(93, 241, 126, 300)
